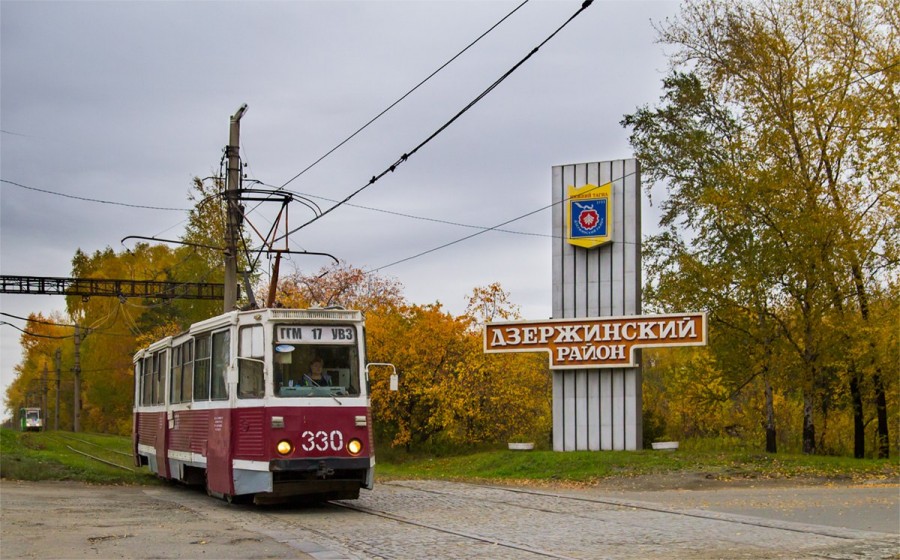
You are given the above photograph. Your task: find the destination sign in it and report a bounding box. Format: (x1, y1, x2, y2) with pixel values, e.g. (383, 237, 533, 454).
(484, 312, 707, 369)
(276, 325, 356, 344)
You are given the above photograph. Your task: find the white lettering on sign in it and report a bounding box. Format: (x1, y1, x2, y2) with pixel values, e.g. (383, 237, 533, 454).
(484, 313, 707, 369)
(277, 326, 356, 344)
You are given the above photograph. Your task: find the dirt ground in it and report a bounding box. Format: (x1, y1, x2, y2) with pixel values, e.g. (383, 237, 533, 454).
(0, 480, 309, 559)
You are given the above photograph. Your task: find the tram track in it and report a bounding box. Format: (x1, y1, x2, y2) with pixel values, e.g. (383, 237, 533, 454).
(256, 482, 896, 559)
(46, 432, 136, 472)
(231, 494, 576, 559)
(53, 433, 133, 457)
(330, 499, 577, 559)
(380, 480, 897, 543)
(151, 477, 896, 559)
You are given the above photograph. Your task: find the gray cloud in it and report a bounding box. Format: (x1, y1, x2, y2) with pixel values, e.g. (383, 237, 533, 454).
(0, 0, 679, 414)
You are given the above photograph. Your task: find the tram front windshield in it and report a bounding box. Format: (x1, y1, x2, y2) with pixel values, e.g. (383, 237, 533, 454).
(273, 325, 360, 398)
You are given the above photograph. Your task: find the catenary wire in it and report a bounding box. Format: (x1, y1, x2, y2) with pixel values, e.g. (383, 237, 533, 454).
(0, 312, 77, 328)
(275, 0, 530, 192)
(0, 179, 187, 211)
(369, 171, 634, 273)
(273, 0, 594, 245)
(0, 322, 74, 339)
(238, 0, 532, 245)
(282, 188, 554, 238)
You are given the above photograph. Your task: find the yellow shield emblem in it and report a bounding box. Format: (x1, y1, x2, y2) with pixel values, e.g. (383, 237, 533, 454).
(566, 183, 612, 248)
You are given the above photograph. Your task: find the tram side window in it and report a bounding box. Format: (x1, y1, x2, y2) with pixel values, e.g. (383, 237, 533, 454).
(154, 350, 167, 405)
(170, 341, 193, 404)
(194, 335, 210, 401)
(211, 330, 229, 400)
(238, 325, 264, 399)
(171, 345, 183, 404)
(181, 340, 193, 402)
(134, 362, 141, 405)
(142, 356, 152, 405)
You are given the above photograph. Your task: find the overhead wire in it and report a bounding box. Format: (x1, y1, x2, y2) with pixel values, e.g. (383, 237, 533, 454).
(369, 171, 635, 273)
(0, 312, 76, 328)
(0, 322, 74, 339)
(282, 188, 555, 239)
(237, 0, 533, 271)
(273, 0, 594, 245)
(0, 312, 138, 338)
(275, 0, 531, 192)
(0, 179, 187, 211)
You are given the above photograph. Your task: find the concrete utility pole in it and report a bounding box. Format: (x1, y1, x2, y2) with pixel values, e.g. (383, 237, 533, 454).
(73, 324, 81, 432)
(41, 363, 48, 427)
(54, 348, 61, 431)
(224, 103, 248, 312)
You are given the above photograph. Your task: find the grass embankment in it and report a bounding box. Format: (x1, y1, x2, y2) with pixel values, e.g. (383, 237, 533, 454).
(1, 428, 897, 487)
(376, 446, 899, 487)
(0, 429, 157, 485)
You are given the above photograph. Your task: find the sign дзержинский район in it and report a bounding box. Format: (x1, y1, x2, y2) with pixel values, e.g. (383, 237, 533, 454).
(484, 312, 706, 369)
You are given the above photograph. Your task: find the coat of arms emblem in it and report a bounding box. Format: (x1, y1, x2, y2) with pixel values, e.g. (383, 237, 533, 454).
(566, 182, 612, 248)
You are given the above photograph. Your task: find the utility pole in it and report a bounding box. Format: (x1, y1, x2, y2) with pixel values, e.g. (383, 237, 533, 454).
(224, 103, 248, 312)
(73, 324, 81, 432)
(41, 363, 48, 428)
(55, 348, 61, 431)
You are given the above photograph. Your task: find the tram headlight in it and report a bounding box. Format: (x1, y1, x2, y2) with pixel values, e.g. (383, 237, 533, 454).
(347, 438, 363, 456)
(276, 439, 293, 456)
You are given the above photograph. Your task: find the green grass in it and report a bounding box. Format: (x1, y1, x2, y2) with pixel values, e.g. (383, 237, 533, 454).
(375, 446, 900, 486)
(0, 429, 158, 485)
(2, 428, 896, 487)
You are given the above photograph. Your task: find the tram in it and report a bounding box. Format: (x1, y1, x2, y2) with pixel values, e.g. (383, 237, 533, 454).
(132, 307, 378, 503)
(20, 407, 43, 432)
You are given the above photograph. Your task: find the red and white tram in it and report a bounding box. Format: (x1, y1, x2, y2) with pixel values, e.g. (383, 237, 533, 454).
(132, 307, 376, 503)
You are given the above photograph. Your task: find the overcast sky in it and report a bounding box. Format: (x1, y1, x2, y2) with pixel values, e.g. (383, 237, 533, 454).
(0, 0, 680, 417)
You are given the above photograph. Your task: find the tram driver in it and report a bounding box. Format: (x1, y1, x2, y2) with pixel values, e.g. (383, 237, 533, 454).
(302, 357, 332, 387)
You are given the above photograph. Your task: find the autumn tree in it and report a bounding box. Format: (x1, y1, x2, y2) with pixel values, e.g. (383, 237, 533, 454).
(625, 0, 898, 456)
(276, 261, 405, 313)
(4, 313, 74, 430)
(4, 177, 243, 433)
(365, 301, 551, 449)
(62, 243, 186, 433)
(447, 285, 549, 445)
(277, 273, 553, 451)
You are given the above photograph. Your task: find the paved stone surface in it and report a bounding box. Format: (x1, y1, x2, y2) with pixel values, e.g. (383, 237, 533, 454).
(3, 479, 898, 559)
(575, 482, 900, 534)
(223, 480, 899, 559)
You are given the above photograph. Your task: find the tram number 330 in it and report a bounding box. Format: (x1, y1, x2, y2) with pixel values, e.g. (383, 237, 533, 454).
(300, 430, 345, 452)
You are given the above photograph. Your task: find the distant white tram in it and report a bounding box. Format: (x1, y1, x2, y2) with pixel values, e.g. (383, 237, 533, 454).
(20, 407, 43, 432)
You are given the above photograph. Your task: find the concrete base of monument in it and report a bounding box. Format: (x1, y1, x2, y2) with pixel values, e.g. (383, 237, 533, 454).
(651, 441, 679, 451)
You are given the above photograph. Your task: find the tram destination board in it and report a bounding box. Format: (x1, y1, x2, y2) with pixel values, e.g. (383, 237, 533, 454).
(276, 325, 356, 343)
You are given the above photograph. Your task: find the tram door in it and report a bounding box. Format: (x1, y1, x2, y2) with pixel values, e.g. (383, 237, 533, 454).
(205, 330, 234, 496)
(206, 409, 233, 495)
(155, 411, 170, 478)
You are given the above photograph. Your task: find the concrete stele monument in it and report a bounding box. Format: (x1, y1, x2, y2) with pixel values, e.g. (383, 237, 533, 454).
(551, 158, 641, 450)
(484, 158, 707, 451)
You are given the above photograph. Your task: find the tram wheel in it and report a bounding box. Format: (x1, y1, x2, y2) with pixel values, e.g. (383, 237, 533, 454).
(225, 493, 251, 505)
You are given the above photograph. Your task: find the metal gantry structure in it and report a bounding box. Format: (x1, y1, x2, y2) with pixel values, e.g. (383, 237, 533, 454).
(0, 276, 225, 300)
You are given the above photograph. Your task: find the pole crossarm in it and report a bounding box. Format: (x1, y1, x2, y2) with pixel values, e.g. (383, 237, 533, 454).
(0, 275, 225, 301)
